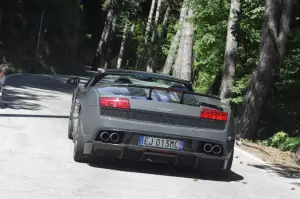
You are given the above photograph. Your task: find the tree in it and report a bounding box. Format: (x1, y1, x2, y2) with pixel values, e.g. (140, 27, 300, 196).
(91, 0, 114, 71)
(136, 0, 157, 69)
(219, 0, 242, 100)
(149, 3, 171, 72)
(177, 9, 194, 81)
(103, 15, 117, 69)
(117, 21, 129, 68)
(236, 0, 293, 139)
(162, 2, 186, 75)
(146, 0, 163, 72)
(172, 1, 194, 81)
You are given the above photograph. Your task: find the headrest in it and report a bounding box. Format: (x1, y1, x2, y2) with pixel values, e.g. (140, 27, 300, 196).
(169, 82, 187, 90)
(114, 77, 133, 84)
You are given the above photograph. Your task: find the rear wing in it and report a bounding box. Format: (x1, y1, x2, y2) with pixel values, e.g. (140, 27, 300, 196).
(107, 84, 224, 111)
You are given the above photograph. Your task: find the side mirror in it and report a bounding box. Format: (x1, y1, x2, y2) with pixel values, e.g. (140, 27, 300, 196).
(66, 77, 81, 86)
(75, 77, 80, 86)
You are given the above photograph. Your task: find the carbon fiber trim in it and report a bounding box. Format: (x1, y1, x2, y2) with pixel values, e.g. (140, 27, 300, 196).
(100, 107, 226, 130)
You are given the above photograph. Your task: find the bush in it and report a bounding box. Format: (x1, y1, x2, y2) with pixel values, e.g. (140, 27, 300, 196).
(262, 131, 300, 151)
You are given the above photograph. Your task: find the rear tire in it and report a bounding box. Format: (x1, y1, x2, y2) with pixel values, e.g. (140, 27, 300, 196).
(67, 105, 74, 140)
(226, 149, 234, 171)
(67, 119, 73, 140)
(219, 149, 234, 177)
(73, 114, 88, 163)
(73, 139, 87, 163)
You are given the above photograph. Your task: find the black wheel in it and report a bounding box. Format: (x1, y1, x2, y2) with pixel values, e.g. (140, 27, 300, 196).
(226, 149, 234, 171)
(73, 114, 88, 163)
(67, 119, 73, 140)
(73, 138, 87, 163)
(67, 105, 74, 140)
(219, 149, 234, 177)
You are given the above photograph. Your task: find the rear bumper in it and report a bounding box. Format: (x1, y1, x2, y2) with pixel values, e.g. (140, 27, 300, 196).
(86, 142, 231, 170)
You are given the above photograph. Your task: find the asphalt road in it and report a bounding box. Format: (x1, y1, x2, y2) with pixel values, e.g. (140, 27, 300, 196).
(0, 74, 299, 199)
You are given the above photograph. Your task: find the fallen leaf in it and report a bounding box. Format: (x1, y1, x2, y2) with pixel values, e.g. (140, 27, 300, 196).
(193, 178, 198, 182)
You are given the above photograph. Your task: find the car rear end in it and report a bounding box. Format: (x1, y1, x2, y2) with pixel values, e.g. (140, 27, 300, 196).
(79, 80, 235, 171)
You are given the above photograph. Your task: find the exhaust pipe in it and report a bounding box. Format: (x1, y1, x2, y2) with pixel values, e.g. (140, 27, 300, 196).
(110, 133, 120, 142)
(100, 132, 110, 142)
(203, 143, 213, 153)
(212, 145, 222, 155)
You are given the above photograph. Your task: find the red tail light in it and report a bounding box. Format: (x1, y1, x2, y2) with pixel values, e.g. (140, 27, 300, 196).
(200, 108, 228, 121)
(100, 97, 130, 109)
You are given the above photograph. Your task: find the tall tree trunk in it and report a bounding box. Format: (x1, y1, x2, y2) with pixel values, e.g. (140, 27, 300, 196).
(117, 22, 129, 69)
(219, 0, 242, 100)
(178, 9, 194, 81)
(104, 15, 117, 69)
(91, 8, 113, 71)
(172, 6, 188, 78)
(210, 69, 223, 95)
(123, 22, 136, 69)
(136, 0, 157, 70)
(152, 4, 171, 72)
(160, 4, 171, 42)
(147, 0, 164, 72)
(236, 0, 293, 139)
(150, 0, 163, 43)
(162, 4, 187, 75)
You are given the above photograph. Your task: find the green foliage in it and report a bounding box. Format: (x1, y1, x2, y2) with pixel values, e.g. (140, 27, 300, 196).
(262, 131, 300, 152)
(188, 0, 228, 92)
(193, 72, 216, 93)
(229, 74, 250, 104)
(86, 34, 92, 39)
(188, 0, 264, 96)
(188, 0, 300, 145)
(265, 131, 289, 148)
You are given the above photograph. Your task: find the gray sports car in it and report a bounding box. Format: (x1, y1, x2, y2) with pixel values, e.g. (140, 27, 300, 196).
(68, 69, 235, 174)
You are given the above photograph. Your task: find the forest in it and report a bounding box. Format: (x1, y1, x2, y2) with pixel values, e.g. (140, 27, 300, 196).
(0, 0, 299, 155)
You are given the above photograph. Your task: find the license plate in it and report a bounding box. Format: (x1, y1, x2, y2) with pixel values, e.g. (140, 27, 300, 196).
(138, 136, 184, 150)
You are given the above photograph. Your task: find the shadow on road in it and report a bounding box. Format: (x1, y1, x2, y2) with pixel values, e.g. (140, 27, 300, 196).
(88, 159, 244, 182)
(2, 71, 95, 111)
(1, 74, 77, 110)
(1, 88, 45, 110)
(292, 183, 300, 187)
(6, 74, 76, 94)
(248, 164, 300, 180)
(0, 113, 69, 118)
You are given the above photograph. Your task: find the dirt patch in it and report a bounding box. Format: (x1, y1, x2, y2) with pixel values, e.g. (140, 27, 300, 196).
(239, 140, 300, 176)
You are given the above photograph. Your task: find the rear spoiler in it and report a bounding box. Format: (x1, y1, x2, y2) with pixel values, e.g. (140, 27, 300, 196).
(108, 84, 223, 108)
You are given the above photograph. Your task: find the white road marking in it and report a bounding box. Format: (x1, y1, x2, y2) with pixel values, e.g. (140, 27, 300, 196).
(235, 146, 290, 173)
(235, 146, 267, 164)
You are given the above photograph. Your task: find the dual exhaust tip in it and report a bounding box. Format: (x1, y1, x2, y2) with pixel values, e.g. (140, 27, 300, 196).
(100, 132, 120, 143)
(203, 143, 222, 155)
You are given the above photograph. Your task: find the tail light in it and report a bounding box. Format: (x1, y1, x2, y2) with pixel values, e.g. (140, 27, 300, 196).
(200, 108, 228, 121)
(100, 97, 130, 109)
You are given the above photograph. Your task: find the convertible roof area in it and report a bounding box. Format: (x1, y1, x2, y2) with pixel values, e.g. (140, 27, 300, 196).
(97, 69, 192, 85)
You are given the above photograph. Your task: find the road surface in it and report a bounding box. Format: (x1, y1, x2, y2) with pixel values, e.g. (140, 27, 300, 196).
(0, 74, 299, 199)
